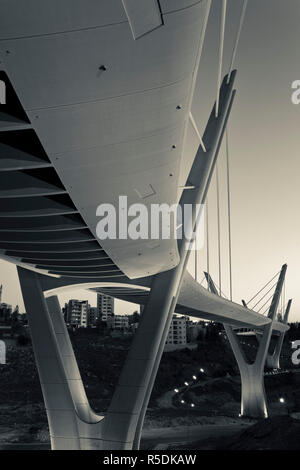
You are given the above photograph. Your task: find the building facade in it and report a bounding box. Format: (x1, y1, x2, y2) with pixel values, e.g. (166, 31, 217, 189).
(65, 299, 89, 328)
(97, 293, 114, 322)
(0, 302, 12, 324)
(166, 314, 188, 345)
(108, 314, 129, 330)
(88, 307, 99, 327)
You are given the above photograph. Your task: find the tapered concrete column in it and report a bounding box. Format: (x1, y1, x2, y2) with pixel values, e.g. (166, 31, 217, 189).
(224, 324, 269, 418)
(18, 268, 104, 450)
(205, 264, 287, 418)
(18, 267, 81, 449)
(132, 304, 174, 450)
(45, 296, 101, 423)
(17, 72, 236, 451)
(266, 299, 292, 369)
(101, 285, 178, 449)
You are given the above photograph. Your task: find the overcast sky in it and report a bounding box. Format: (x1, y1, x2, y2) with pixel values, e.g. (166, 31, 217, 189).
(0, 0, 300, 321)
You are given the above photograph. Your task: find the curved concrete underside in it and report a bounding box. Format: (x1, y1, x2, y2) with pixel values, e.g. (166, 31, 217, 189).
(0, 0, 207, 279)
(0, 0, 287, 333)
(0, 0, 291, 451)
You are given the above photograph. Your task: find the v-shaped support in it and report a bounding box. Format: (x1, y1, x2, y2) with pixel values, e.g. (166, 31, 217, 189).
(17, 71, 236, 450)
(17, 267, 104, 450)
(205, 264, 287, 418)
(265, 299, 291, 369)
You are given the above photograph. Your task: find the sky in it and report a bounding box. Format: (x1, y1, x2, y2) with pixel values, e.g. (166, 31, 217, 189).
(0, 0, 300, 321)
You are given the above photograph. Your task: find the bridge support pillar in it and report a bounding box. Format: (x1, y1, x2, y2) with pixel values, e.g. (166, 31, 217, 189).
(100, 275, 179, 449)
(101, 73, 236, 450)
(17, 267, 104, 450)
(18, 266, 186, 450)
(132, 303, 174, 449)
(17, 71, 236, 450)
(266, 299, 292, 369)
(205, 264, 287, 419)
(224, 324, 269, 418)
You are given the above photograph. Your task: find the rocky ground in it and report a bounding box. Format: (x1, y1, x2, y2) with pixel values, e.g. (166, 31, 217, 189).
(0, 331, 299, 449)
(169, 415, 300, 450)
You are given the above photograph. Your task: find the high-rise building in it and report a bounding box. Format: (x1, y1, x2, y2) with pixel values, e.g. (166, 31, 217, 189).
(166, 314, 188, 346)
(65, 299, 89, 328)
(0, 302, 12, 324)
(108, 315, 129, 330)
(97, 293, 114, 322)
(88, 307, 99, 327)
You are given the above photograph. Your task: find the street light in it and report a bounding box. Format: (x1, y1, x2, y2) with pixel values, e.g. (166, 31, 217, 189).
(180, 399, 185, 404)
(191, 403, 195, 408)
(279, 397, 285, 403)
(174, 388, 179, 393)
(200, 368, 204, 373)
(184, 381, 189, 386)
(192, 375, 197, 380)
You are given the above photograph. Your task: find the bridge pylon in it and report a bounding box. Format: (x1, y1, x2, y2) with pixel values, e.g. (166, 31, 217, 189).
(205, 264, 287, 418)
(266, 299, 292, 370)
(17, 267, 105, 449)
(17, 71, 236, 450)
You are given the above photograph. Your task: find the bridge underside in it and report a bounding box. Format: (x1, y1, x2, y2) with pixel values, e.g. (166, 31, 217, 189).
(90, 271, 288, 334)
(0, 0, 290, 451)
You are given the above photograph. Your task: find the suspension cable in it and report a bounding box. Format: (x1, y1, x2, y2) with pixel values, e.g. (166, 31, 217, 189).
(188, 0, 212, 108)
(182, 0, 211, 165)
(227, 0, 248, 84)
(257, 292, 275, 314)
(252, 281, 278, 310)
(226, 127, 233, 300)
(206, 198, 210, 281)
(261, 294, 276, 315)
(213, 280, 229, 299)
(216, 163, 222, 295)
(216, 0, 227, 117)
(189, 112, 207, 152)
(246, 270, 280, 305)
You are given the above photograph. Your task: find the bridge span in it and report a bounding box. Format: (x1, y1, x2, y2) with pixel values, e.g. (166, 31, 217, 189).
(0, 0, 291, 450)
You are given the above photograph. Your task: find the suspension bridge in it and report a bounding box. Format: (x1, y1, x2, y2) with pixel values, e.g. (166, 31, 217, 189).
(0, 0, 292, 450)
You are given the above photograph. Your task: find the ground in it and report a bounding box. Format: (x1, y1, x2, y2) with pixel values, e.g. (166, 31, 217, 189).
(0, 329, 299, 449)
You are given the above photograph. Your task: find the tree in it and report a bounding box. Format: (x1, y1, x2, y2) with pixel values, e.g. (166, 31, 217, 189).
(129, 311, 140, 325)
